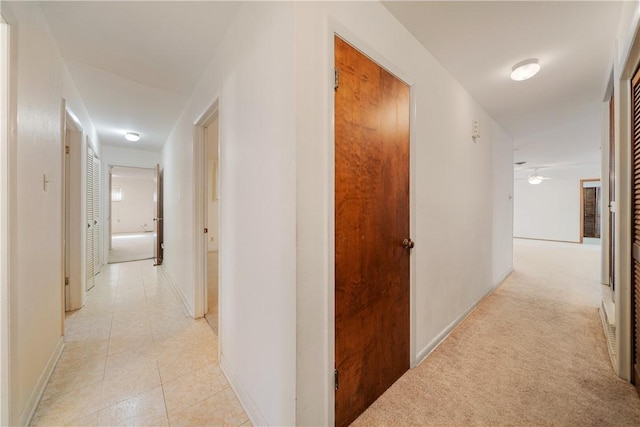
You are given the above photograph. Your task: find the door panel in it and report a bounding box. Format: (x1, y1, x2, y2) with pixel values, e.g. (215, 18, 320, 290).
(86, 146, 95, 291)
(93, 156, 101, 275)
(631, 67, 640, 394)
(609, 96, 615, 291)
(153, 164, 163, 266)
(334, 36, 410, 427)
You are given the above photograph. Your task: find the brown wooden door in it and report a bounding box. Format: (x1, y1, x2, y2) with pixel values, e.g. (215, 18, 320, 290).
(153, 164, 163, 266)
(632, 66, 640, 394)
(334, 36, 411, 427)
(609, 95, 615, 292)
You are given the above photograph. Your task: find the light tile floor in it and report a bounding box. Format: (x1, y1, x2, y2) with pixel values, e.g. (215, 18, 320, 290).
(30, 260, 249, 427)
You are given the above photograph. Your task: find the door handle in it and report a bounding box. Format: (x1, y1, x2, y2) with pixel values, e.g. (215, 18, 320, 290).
(402, 238, 415, 249)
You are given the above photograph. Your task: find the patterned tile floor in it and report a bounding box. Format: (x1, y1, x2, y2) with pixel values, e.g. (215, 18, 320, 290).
(30, 260, 249, 426)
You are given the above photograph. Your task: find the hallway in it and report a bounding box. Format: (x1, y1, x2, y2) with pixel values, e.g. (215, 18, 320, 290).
(354, 239, 640, 426)
(30, 261, 248, 426)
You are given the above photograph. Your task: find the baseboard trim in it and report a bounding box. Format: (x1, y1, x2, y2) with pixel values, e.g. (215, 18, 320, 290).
(415, 283, 500, 367)
(22, 336, 64, 426)
(160, 264, 194, 318)
(493, 268, 513, 288)
(220, 353, 263, 427)
(514, 236, 580, 244)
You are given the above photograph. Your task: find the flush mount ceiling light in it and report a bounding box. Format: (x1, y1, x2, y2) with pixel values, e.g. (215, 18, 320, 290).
(510, 58, 540, 81)
(125, 132, 140, 142)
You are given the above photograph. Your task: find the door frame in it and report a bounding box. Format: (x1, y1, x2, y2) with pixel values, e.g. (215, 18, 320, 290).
(63, 106, 84, 311)
(326, 26, 417, 424)
(579, 178, 601, 243)
(0, 11, 15, 426)
(194, 98, 220, 322)
(107, 164, 155, 264)
(617, 20, 640, 383)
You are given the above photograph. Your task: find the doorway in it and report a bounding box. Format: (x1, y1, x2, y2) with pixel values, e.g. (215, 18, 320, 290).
(580, 179, 601, 245)
(334, 36, 412, 427)
(108, 166, 156, 264)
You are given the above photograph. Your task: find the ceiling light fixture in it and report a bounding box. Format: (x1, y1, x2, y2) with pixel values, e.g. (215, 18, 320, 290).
(528, 175, 543, 185)
(510, 58, 540, 81)
(125, 132, 140, 142)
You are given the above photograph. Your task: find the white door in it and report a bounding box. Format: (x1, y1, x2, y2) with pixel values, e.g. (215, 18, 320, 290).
(86, 145, 95, 291)
(93, 156, 101, 275)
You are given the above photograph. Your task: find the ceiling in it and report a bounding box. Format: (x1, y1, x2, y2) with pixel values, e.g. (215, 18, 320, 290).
(39, 1, 622, 171)
(111, 166, 155, 180)
(39, 1, 242, 152)
(383, 1, 622, 175)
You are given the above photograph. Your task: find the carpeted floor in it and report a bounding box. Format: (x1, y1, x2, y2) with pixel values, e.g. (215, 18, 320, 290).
(353, 238, 640, 426)
(108, 232, 154, 264)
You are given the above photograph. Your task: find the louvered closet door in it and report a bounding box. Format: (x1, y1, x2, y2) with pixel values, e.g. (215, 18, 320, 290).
(93, 157, 101, 275)
(86, 146, 95, 291)
(631, 67, 640, 394)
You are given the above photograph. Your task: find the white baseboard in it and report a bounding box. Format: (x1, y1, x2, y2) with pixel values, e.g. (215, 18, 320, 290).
(493, 267, 513, 288)
(160, 264, 194, 318)
(414, 281, 502, 367)
(220, 354, 262, 427)
(22, 336, 64, 426)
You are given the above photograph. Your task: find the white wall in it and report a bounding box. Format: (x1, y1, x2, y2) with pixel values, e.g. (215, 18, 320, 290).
(111, 174, 155, 234)
(3, 2, 100, 424)
(161, 3, 296, 426)
(514, 164, 600, 242)
(293, 2, 513, 424)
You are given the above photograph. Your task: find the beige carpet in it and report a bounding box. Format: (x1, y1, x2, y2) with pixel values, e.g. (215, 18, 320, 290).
(108, 232, 154, 264)
(353, 238, 640, 426)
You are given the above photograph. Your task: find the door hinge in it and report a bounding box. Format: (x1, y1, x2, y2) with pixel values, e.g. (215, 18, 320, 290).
(65, 145, 70, 154)
(334, 68, 339, 90)
(334, 369, 339, 390)
(204, 228, 208, 234)
(65, 277, 69, 286)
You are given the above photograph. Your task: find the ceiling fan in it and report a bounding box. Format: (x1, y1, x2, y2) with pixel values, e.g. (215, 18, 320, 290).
(514, 165, 551, 185)
(526, 171, 551, 185)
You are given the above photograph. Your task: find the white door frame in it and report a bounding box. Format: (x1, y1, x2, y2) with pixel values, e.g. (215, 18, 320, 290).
(63, 107, 85, 311)
(0, 12, 14, 426)
(194, 98, 220, 320)
(325, 25, 418, 425)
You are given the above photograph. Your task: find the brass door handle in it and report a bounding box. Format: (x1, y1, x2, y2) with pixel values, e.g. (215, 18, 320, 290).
(402, 238, 415, 249)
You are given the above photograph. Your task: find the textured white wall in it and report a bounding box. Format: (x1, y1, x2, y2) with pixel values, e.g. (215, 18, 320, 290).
(4, 2, 99, 424)
(161, 3, 296, 426)
(514, 164, 600, 242)
(111, 174, 155, 234)
(293, 2, 514, 424)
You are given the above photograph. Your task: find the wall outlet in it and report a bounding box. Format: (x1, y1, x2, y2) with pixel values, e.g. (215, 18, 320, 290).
(472, 120, 480, 140)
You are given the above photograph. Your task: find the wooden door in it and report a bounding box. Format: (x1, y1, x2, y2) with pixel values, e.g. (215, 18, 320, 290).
(334, 36, 411, 427)
(153, 164, 163, 266)
(632, 66, 640, 394)
(609, 96, 615, 291)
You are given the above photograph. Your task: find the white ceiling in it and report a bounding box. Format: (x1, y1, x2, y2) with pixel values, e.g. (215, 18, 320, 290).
(383, 1, 622, 175)
(39, 1, 242, 152)
(40, 1, 622, 171)
(111, 165, 155, 180)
